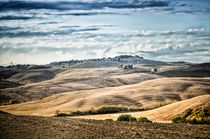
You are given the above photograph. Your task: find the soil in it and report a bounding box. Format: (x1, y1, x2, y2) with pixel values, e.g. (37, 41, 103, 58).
(0, 111, 209, 139)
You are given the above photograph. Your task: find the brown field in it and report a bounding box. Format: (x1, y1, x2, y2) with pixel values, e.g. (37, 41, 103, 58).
(0, 66, 210, 138)
(0, 111, 209, 139)
(69, 95, 210, 123)
(0, 77, 209, 117)
(0, 67, 162, 103)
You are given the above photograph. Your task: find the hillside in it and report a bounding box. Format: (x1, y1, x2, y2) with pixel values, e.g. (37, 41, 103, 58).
(0, 67, 162, 104)
(0, 65, 66, 85)
(0, 80, 22, 89)
(158, 63, 210, 77)
(68, 95, 210, 123)
(50, 55, 169, 68)
(1, 77, 209, 116)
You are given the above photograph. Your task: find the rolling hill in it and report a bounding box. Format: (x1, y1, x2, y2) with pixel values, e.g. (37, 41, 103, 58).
(0, 65, 66, 85)
(68, 95, 210, 123)
(1, 77, 209, 117)
(0, 67, 162, 104)
(50, 55, 169, 68)
(158, 63, 210, 77)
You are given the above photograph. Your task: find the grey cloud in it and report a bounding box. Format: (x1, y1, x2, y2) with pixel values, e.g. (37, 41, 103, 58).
(57, 12, 117, 16)
(0, 15, 33, 20)
(136, 29, 210, 38)
(139, 47, 208, 57)
(0, 26, 21, 31)
(0, 0, 209, 18)
(117, 51, 136, 55)
(87, 51, 97, 56)
(169, 1, 210, 14)
(0, 45, 107, 55)
(39, 21, 60, 25)
(0, 0, 169, 11)
(103, 47, 112, 56)
(0, 28, 100, 38)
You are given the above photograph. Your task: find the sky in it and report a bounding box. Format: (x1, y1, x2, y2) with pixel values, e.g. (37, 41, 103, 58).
(0, 0, 210, 65)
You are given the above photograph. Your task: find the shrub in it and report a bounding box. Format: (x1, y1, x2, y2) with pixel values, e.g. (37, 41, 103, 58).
(117, 114, 132, 121)
(172, 109, 192, 123)
(117, 114, 137, 122)
(171, 116, 186, 123)
(181, 109, 192, 119)
(97, 106, 122, 114)
(188, 108, 210, 124)
(117, 114, 131, 121)
(55, 110, 60, 115)
(8, 100, 18, 105)
(189, 117, 210, 124)
(69, 106, 131, 116)
(129, 107, 144, 112)
(84, 110, 94, 115)
(129, 116, 137, 122)
(71, 110, 84, 115)
(105, 119, 113, 121)
(56, 113, 70, 117)
(137, 117, 152, 123)
(171, 108, 210, 124)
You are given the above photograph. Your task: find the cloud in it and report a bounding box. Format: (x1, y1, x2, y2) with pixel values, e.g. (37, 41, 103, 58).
(0, 0, 169, 11)
(39, 21, 60, 24)
(0, 27, 100, 38)
(138, 47, 208, 56)
(87, 51, 97, 56)
(1, 0, 209, 19)
(0, 26, 21, 31)
(57, 11, 116, 16)
(0, 43, 107, 55)
(103, 47, 112, 56)
(135, 28, 209, 38)
(0, 15, 33, 20)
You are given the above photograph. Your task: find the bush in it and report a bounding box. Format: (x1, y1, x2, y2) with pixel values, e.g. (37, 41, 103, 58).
(117, 114, 135, 121)
(137, 117, 152, 123)
(171, 108, 210, 124)
(9, 100, 18, 105)
(71, 110, 83, 115)
(117, 114, 131, 121)
(171, 116, 186, 123)
(55, 110, 60, 115)
(69, 106, 131, 116)
(56, 113, 70, 117)
(129, 116, 137, 122)
(188, 108, 210, 124)
(105, 119, 113, 121)
(96, 106, 127, 114)
(56, 104, 170, 117)
(181, 109, 192, 119)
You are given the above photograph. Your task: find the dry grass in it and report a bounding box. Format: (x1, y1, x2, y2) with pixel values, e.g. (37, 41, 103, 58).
(0, 67, 162, 104)
(69, 95, 210, 123)
(0, 77, 209, 118)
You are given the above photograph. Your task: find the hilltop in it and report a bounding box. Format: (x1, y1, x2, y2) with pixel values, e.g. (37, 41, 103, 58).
(49, 55, 169, 68)
(1, 55, 209, 88)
